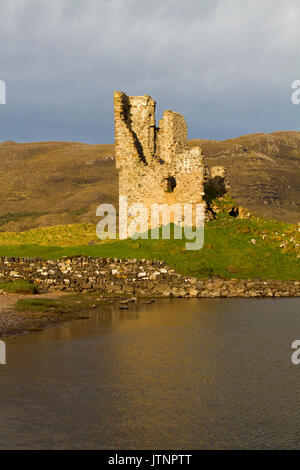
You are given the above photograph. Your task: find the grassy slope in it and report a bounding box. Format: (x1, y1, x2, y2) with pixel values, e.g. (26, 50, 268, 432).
(0, 214, 299, 280)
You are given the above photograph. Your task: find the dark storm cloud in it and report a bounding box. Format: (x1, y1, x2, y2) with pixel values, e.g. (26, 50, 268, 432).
(0, 0, 299, 143)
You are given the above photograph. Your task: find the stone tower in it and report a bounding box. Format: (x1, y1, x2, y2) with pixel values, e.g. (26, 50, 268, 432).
(114, 91, 205, 229)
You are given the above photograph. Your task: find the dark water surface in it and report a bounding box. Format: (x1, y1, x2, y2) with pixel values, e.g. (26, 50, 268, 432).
(0, 298, 300, 449)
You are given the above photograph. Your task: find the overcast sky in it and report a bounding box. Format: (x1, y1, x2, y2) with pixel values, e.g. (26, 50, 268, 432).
(0, 0, 299, 144)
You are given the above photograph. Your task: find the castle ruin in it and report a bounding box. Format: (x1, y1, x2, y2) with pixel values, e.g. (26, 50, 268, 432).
(113, 91, 226, 229)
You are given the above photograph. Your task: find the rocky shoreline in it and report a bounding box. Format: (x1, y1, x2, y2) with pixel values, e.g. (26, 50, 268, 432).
(0, 256, 299, 298)
(0, 291, 74, 338)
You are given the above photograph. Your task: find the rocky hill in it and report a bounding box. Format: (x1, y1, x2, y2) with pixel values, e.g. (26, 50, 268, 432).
(0, 131, 299, 231)
(193, 131, 300, 223)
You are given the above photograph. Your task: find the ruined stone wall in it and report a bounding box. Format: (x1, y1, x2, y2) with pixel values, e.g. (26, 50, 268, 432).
(114, 92, 156, 168)
(114, 91, 206, 229)
(156, 111, 189, 162)
(0, 257, 299, 298)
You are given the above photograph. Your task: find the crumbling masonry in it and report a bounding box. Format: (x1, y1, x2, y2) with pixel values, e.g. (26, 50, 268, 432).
(114, 91, 226, 228)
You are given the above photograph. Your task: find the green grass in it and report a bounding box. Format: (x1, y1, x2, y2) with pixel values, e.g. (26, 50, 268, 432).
(0, 279, 38, 294)
(15, 293, 103, 315)
(0, 223, 98, 246)
(13, 294, 96, 333)
(15, 298, 64, 312)
(0, 214, 299, 280)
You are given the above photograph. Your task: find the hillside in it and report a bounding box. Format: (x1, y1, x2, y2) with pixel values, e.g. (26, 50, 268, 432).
(192, 131, 300, 223)
(0, 141, 118, 231)
(0, 217, 299, 280)
(0, 131, 299, 232)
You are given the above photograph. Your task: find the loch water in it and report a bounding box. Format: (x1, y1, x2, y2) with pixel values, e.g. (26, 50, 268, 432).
(0, 298, 300, 449)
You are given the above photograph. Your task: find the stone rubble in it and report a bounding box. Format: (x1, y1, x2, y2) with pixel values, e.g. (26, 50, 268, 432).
(0, 257, 299, 298)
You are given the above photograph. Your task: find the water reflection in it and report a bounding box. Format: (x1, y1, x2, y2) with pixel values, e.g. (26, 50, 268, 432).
(0, 298, 299, 449)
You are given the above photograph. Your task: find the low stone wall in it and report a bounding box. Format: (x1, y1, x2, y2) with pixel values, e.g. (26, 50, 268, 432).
(0, 257, 299, 298)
